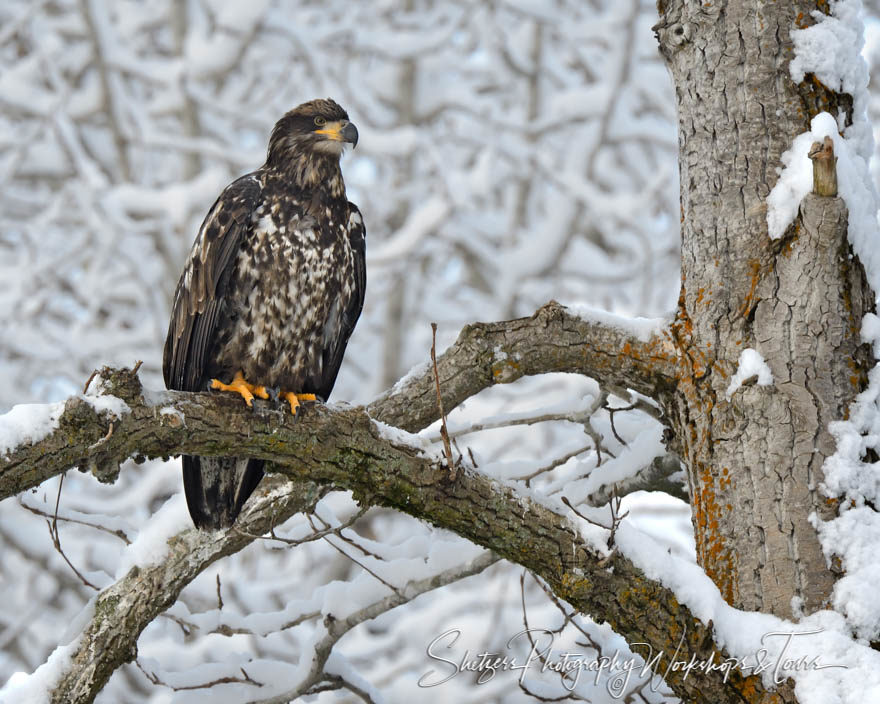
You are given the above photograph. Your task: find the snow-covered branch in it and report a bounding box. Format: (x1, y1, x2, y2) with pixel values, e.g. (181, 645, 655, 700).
(1, 302, 676, 502)
(367, 300, 678, 434)
(0, 310, 788, 703)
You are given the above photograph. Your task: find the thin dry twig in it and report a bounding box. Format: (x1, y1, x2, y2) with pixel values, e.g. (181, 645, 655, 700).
(235, 507, 367, 549)
(518, 573, 579, 702)
(308, 509, 379, 560)
(305, 674, 378, 703)
(88, 421, 114, 451)
(561, 487, 629, 551)
(307, 514, 402, 596)
(82, 370, 99, 395)
(47, 474, 99, 590)
(518, 443, 593, 487)
(136, 660, 262, 691)
(431, 322, 457, 479)
(215, 574, 223, 610)
(20, 499, 131, 544)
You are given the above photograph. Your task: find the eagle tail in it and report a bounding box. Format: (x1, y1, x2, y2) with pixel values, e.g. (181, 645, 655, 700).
(182, 456, 264, 529)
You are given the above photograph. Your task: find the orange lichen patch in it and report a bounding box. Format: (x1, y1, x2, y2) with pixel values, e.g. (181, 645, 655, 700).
(738, 258, 761, 318)
(780, 225, 800, 257)
(711, 360, 728, 378)
(736, 675, 791, 703)
(491, 358, 520, 383)
(691, 460, 736, 604)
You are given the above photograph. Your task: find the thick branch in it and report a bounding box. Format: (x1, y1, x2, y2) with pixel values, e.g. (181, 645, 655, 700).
(1, 303, 676, 502)
(2, 365, 787, 704)
(51, 475, 325, 703)
(367, 301, 677, 432)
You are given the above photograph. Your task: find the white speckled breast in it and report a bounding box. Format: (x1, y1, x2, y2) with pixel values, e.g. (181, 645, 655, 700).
(213, 181, 356, 393)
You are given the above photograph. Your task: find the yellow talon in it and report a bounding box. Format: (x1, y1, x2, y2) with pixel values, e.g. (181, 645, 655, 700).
(210, 371, 269, 407)
(282, 391, 317, 415)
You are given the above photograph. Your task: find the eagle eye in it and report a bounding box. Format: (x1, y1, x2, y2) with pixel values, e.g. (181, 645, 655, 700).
(314, 116, 327, 127)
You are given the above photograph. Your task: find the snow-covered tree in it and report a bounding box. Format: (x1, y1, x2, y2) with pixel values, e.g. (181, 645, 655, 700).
(3, 1, 880, 703)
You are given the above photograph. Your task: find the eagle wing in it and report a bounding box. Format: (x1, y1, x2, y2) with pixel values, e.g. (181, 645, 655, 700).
(313, 202, 367, 401)
(163, 174, 260, 392)
(163, 174, 262, 531)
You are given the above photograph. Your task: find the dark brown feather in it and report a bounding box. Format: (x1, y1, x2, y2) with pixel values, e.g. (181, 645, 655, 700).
(164, 99, 364, 529)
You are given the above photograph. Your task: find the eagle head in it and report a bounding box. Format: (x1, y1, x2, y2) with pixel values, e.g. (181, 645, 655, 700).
(267, 98, 358, 167)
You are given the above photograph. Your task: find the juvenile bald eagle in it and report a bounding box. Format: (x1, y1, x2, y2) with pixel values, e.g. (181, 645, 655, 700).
(163, 98, 365, 529)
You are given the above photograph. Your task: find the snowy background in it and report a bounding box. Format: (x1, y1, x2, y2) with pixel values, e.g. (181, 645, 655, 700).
(2, 0, 880, 702)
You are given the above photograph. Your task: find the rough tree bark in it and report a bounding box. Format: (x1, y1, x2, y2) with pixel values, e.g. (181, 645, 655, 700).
(1, 360, 791, 704)
(2, 3, 876, 703)
(653, 0, 875, 617)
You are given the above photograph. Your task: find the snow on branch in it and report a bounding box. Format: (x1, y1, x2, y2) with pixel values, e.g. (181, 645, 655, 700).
(367, 300, 678, 433)
(0, 306, 783, 704)
(4, 369, 779, 704)
(1, 302, 677, 502)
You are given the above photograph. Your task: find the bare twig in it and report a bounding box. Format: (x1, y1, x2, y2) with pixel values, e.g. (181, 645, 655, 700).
(246, 551, 498, 704)
(87, 421, 114, 451)
(47, 474, 99, 590)
(431, 322, 456, 478)
(305, 674, 377, 703)
(82, 370, 99, 395)
(19, 499, 131, 544)
(308, 513, 402, 596)
(519, 443, 593, 487)
(517, 573, 579, 702)
(561, 488, 629, 551)
(215, 574, 223, 610)
(234, 507, 367, 549)
(136, 660, 262, 691)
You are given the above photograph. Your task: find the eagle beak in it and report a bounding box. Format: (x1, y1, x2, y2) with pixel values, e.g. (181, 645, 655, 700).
(315, 120, 359, 148)
(342, 121, 359, 148)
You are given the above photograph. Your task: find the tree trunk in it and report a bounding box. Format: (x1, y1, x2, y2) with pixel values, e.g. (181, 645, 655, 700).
(655, 0, 874, 616)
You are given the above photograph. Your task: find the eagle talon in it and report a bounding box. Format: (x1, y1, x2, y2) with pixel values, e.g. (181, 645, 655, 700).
(282, 391, 317, 416)
(210, 371, 269, 408)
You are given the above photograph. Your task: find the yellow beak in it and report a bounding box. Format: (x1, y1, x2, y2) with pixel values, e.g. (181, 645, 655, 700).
(314, 120, 359, 147)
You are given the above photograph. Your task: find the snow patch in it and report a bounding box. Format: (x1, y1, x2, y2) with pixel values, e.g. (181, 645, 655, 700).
(766, 112, 880, 297)
(389, 360, 430, 395)
(371, 418, 443, 461)
(565, 303, 667, 343)
(159, 406, 185, 426)
(0, 401, 65, 457)
(81, 393, 130, 419)
(725, 348, 773, 400)
(791, 3, 866, 91)
(0, 600, 95, 701)
(616, 521, 880, 701)
(115, 493, 191, 578)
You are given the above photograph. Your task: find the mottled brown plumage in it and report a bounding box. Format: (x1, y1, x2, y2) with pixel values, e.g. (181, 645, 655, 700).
(163, 99, 365, 529)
